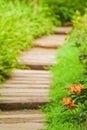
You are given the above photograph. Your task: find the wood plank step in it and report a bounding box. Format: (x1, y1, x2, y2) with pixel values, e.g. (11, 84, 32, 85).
(0, 87, 49, 92)
(54, 27, 72, 34)
(19, 48, 57, 69)
(2, 84, 49, 89)
(0, 89, 49, 95)
(0, 110, 44, 130)
(0, 123, 44, 130)
(33, 35, 66, 48)
(13, 69, 51, 74)
(12, 69, 51, 76)
(0, 97, 49, 102)
(0, 70, 51, 110)
(5, 80, 50, 84)
(0, 97, 50, 110)
(0, 110, 43, 123)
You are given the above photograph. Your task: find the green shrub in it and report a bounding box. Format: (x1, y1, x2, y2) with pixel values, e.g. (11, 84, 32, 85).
(43, 11, 87, 130)
(0, 0, 58, 83)
(41, 0, 87, 24)
(43, 33, 85, 130)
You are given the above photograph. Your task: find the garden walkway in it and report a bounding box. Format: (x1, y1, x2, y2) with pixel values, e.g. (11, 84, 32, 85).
(0, 27, 71, 130)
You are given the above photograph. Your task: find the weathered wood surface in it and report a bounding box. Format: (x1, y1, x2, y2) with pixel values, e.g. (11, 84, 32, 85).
(0, 123, 44, 130)
(0, 110, 43, 123)
(0, 70, 51, 110)
(33, 35, 66, 48)
(54, 26, 72, 34)
(0, 110, 44, 130)
(19, 48, 57, 69)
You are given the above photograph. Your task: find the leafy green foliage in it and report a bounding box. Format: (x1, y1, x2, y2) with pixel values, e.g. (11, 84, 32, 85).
(42, 25, 87, 130)
(50, 37, 84, 100)
(72, 11, 87, 54)
(0, 0, 58, 83)
(62, 84, 87, 125)
(41, 0, 87, 24)
(42, 10, 87, 130)
(42, 33, 86, 130)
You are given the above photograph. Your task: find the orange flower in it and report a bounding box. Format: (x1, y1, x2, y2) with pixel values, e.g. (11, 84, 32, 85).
(69, 84, 76, 92)
(69, 84, 84, 93)
(74, 84, 84, 93)
(77, 84, 84, 90)
(68, 102, 76, 109)
(62, 97, 71, 105)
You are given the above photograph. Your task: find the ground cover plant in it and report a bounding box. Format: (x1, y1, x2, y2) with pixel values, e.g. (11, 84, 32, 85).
(0, 0, 58, 83)
(42, 11, 87, 130)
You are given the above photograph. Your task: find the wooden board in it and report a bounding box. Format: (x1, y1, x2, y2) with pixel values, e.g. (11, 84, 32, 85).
(19, 48, 57, 69)
(0, 70, 51, 110)
(54, 27, 72, 34)
(0, 110, 43, 123)
(33, 35, 66, 48)
(0, 110, 44, 130)
(0, 123, 44, 130)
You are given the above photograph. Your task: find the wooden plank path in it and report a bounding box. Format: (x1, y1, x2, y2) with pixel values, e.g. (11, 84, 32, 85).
(0, 110, 43, 123)
(0, 27, 71, 130)
(33, 35, 66, 48)
(0, 110, 44, 130)
(54, 26, 72, 34)
(19, 48, 56, 69)
(0, 70, 51, 110)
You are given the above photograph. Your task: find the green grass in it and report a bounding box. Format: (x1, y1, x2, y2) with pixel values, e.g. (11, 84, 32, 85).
(42, 31, 87, 130)
(42, 11, 87, 130)
(0, 0, 58, 83)
(50, 34, 84, 100)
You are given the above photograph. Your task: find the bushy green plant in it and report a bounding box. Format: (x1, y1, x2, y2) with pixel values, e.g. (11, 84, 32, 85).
(43, 11, 87, 130)
(42, 34, 86, 130)
(0, 0, 58, 83)
(72, 11, 87, 54)
(41, 0, 87, 24)
(62, 84, 87, 126)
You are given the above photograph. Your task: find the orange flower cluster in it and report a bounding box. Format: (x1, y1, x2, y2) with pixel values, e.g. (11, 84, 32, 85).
(62, 84, 84, 109)
(69, 84, 84, 93)
(62, 97, 76, 109)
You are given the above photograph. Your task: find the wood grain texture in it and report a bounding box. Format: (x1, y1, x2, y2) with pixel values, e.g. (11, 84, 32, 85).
(0, 70, 51, 110)
(54, 26, 72, 34)
(33, 35, 66, 48)
(19, 48, 56, 69)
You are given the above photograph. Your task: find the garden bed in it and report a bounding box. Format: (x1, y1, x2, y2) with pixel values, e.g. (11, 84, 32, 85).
(43, 11, 87, 130)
